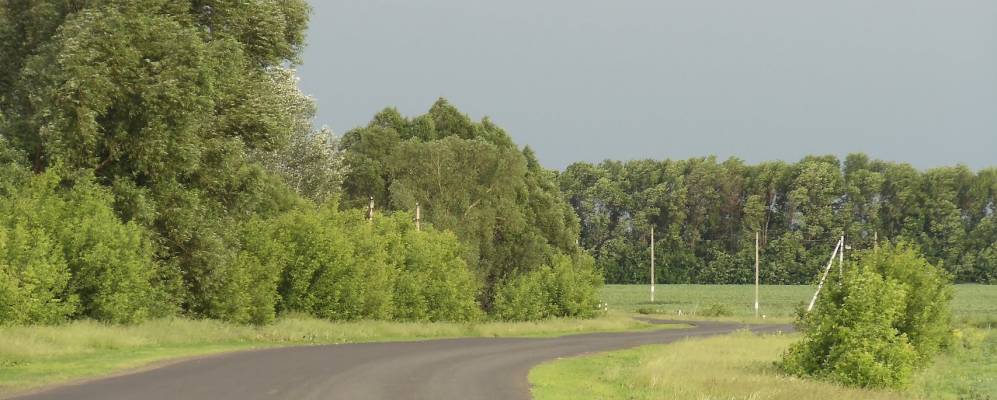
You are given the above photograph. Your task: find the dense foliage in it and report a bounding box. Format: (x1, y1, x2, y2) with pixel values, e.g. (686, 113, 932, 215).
(0, 0, 315, 318)
(205, 205, 482, 325)
(561, 156, 997, 284)
(339, 100, 602, 314)
(0, 156, 161, 324)
(781, 243, 953, 388)
(0, 2, 515, 325)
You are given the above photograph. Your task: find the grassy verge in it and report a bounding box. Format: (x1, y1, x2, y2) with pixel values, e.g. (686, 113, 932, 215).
(531, 329, 997, 400)
(0, 312, 669, 395)
(533, 284, 997, 400)
(911, 327, 997, 399)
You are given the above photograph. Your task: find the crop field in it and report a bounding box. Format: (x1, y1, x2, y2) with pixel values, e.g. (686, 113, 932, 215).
(603, 284, 997, 324)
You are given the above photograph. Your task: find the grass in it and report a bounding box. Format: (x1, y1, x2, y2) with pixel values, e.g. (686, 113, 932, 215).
(603, 284, 997, 324)
(531, 329, 997, 400)
(532, 284, 997, 400)
(5, 284, 992, 397)
(531, 331, 909, 400)
(912, 327, 997, 399)
(0, 311, 668, 396)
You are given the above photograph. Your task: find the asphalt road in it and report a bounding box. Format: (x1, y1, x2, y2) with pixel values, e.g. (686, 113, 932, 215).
(14, 320, 791, 400)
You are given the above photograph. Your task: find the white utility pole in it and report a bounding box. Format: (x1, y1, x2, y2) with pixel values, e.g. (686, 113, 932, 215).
(650, 226, 655, 303)
(755, 231, 760, 318)
(807, 238, 843, 312)
(839, 235, 844, 277)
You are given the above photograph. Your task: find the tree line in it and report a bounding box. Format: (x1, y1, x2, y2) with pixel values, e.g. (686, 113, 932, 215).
(560, 155, 997, 285)
(1, 1, 991, 328)
(0, 1, 602, 326)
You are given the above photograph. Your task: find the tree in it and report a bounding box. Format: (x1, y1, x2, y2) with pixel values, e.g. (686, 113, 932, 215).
(0, 0, 315, 316)
(781, 243, 952, 388)
(340, 99, 599, 315)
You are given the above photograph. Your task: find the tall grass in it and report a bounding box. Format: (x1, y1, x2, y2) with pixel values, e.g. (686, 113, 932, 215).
(532, 284, 997, 400)
(531, 331, 909, 400)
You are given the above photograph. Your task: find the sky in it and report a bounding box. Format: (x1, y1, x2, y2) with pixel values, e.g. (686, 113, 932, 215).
(297, 0, 997, 170)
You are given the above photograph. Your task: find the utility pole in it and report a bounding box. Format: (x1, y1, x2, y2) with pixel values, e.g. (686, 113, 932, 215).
(839, 235, 845, 277)
(367, 196, 374, 223)
(415, 202, 421, 231)
(755, 231, 760, 318)
(650, 226, 655, 304)
(807, 237, 843, 312)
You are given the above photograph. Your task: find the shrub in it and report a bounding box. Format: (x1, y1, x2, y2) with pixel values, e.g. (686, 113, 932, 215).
(0, 165, 159, 324)
(780, 243, 952, 388)
(199, 229, 281, 325)
(393, 228, 481, 322)
(549, 253, 603, 318)
(491, 267, 555, 321)
(235, 204, 481, 323)
(700, 303, 733, 317)
(56, 180, 159, 324)
(491, 253, 603, 321)
(0, 225, 77, 325)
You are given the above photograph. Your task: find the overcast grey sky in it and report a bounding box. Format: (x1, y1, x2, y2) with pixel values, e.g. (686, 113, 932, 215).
(297, 0, 996, 170)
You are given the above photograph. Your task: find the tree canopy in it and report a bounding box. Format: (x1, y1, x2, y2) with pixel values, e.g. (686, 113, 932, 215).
(560, 155, 997, 284)
(339, 99, 600, 311)
(0, 0, 316, 316)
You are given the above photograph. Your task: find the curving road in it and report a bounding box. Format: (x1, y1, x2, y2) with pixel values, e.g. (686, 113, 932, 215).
(14, 320, 791, 400)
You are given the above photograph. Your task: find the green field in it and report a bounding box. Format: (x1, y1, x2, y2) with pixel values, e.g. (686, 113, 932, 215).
(534, 284, 997, 400)
(603, 284, 997, 324)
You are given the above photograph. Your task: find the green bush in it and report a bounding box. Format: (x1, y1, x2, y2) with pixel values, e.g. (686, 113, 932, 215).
(0, 165, 159, 324)
(491, 267, 555, 321)
(700, 303, 734, 317)
(0, 224, 76, 324)
(491, 253, 603, 321)
(549, 253, 603, 318)
(781, 243, 952, 388)
(393, 228, 481, 322)
(232, 204, 481, 323)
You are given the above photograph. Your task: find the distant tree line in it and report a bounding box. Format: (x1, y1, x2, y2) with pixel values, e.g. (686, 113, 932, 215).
(560, 155, 997, 284)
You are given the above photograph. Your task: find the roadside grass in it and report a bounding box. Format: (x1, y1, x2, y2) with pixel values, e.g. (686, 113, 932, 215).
(0, 311, 672, 395)
(911, 327, 997, 399)
(533, 284, 997, 400)
(530, 330, 908, 400)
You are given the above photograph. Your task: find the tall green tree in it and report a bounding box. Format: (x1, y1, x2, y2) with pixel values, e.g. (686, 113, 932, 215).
(340, 100, 597, 311)
(0, 0, 314, 315)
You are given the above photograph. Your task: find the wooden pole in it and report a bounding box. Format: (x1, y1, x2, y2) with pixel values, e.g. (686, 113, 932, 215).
(807, 238, 843, 312)
(874, 231, 879, 254)
(755, 231, 760, 318)
(367, 196, 374, 223)
(415, 202, 421, 231)
(650, 226, 655, 303)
